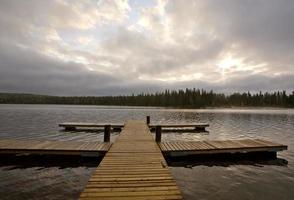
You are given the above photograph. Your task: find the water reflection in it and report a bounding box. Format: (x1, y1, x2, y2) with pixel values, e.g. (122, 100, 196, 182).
(166, 153, 288, 168)
(0, 154, 101, 169)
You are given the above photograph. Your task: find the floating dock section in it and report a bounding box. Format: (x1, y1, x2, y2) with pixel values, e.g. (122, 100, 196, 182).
(0, 139, 111, 156)
(59, 122, 209, 131)
(159, 139, 287, 156)
(0, 138, 286, 158)
(59, 123, 124, 131)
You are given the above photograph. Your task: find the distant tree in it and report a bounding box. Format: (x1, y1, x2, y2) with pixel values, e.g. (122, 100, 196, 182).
(0, 90, 293, 108)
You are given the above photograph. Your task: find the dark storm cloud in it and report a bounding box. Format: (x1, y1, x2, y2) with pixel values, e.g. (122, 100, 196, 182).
(0, 41, 120, 96)
(0, 40, 164, 96)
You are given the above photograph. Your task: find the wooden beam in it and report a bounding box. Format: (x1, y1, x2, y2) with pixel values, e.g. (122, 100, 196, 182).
(155, 126, 162, 142)
(146, 116, 150, 125)
(104, 125, 111, 142)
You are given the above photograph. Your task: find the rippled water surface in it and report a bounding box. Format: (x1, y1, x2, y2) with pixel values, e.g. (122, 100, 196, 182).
(0, 104, 293, 200)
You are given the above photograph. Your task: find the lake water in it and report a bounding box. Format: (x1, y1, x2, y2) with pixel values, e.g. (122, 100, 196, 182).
(0, 104, 293, 200)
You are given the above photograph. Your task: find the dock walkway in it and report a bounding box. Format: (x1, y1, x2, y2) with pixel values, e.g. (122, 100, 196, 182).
(79, 120, 182, 200)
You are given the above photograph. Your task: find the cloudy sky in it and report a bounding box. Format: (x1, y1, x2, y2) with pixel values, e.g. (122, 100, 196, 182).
(0, 0, 293, 96)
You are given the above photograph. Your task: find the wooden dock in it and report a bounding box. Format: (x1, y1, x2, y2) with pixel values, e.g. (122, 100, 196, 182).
(79, 120, 183, 200)
(150, 123, 209, 131)
(59, 123, 124, 131)
(0, 137, 286, 158)
(59, 122, 209, 131)
(0, 119, 289, 199)
(159, 139, 287, 156)
(0, 138, 111, 156)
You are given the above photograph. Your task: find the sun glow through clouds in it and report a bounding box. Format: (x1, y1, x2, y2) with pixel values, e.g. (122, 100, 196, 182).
(218, 54, 242, 72)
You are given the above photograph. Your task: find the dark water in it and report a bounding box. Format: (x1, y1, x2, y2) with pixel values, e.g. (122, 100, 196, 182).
(0, 104, 293, 200)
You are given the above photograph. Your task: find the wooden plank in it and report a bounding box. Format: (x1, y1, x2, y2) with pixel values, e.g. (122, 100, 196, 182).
(80, 190, 181, 197)
(83, 186, 180, 192)
(59, 122, 124, 128)
(149, 123, 209, 128)
(79, 195, 183, 200)
(79, 120, 182, 200)
(59, 122, 209, 131)
(84, 183, 178, 189)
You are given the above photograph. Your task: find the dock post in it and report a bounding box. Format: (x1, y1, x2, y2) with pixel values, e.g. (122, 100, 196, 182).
(195, 126, 205, 132)
(155, 125, 162, 142)
(65, 126, 76, 131)
(146, 116, 150, 125)
(104, 125, 111, 142)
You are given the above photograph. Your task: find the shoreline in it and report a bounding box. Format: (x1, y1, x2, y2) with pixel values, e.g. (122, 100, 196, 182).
(0, 103, 293, 110)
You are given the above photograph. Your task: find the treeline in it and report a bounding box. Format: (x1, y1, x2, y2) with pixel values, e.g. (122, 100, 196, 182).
(0, 89, 294, 108)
